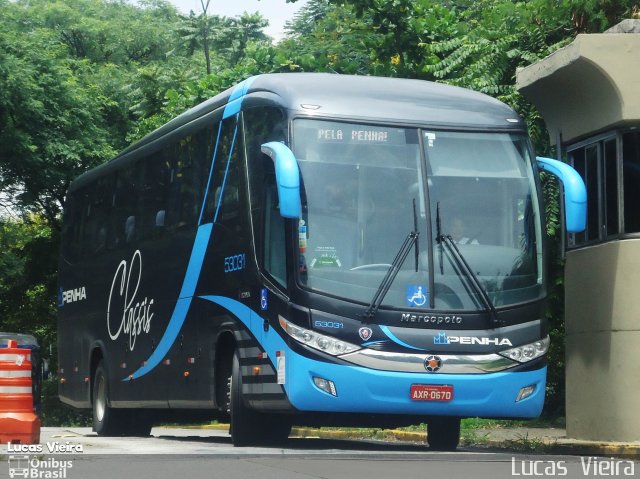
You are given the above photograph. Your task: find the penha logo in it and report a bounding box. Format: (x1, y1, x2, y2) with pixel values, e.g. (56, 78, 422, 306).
(58, 286, 87, 307)
(107, 250, 155, 351)
(434, 331, 512, 346)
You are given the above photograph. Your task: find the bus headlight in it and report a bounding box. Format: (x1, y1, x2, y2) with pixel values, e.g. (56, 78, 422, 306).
(499, 336, 550, 363)
(279, 316, 360, 356)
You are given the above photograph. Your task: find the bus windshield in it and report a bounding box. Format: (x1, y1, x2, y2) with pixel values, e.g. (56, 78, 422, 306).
(293, 119, 543, 311)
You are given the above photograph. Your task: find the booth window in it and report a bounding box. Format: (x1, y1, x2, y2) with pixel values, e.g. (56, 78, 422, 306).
(623, 131, 640, 234)
(568, 128, 640, 248)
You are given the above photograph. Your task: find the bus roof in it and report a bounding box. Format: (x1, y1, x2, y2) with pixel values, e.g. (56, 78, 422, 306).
(70, 73, 524, 192)
(250, 73, 523, 128)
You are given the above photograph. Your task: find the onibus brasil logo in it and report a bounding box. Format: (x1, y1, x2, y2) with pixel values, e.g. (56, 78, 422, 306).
(7, 442, 81, 478)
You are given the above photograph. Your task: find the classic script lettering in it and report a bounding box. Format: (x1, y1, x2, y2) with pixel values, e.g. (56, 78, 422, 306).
(107, 250, 154, 351)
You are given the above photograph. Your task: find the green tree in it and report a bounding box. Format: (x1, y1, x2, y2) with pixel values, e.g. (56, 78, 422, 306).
(0, 15, 116, 228)
(278, 0, 383, 74)
(0, 216, 58, 348)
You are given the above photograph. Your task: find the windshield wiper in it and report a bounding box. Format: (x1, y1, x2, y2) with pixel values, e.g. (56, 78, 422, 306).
(360, 199, 420, 324)
(436, 203, 502, 327)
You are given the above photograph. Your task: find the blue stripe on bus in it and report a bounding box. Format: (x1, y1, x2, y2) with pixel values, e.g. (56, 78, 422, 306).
(379, 325, 424, 351)
(198, 122, 223, 225)
(124, 77, 257, 381)
(200, 295, 286, 357)
(223, 76, 257, 119)
(213, 119, 239, 223)
(128, 224, 211, 379)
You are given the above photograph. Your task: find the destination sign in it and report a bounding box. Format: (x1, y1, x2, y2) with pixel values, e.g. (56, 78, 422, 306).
(295, 119, 417, 148)
(317, 128, 389, 143)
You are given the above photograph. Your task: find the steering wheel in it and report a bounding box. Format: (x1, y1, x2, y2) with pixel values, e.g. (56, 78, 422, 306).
(349, 263, 393, 271)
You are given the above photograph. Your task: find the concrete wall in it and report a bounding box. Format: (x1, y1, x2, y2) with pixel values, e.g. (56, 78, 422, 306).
(516, 32, 640, 145)
(565, 240, 640, 441)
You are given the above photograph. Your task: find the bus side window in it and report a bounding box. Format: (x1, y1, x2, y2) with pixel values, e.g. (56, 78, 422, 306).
(164, 124, 213, 230)
(73, 177, 111, 259)
(140, 153, 171, 239)
(243, 106, 287, 284)
(110, 164, 140, 248)
(264, 161, 286, 287)
(61, 192, 84, 263)
(201, 117, 242, 224)
(88, 177, 112, 255)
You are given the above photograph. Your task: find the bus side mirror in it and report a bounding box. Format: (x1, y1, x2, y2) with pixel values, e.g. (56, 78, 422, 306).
(536, 156, 587, 233)
(261, 142, 302, 219)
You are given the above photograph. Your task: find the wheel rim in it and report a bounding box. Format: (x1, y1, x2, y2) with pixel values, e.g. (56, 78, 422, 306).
(95, 374, 106, 422)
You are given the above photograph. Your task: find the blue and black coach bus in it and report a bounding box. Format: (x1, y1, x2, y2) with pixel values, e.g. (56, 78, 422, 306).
(58, 73, 586, 449)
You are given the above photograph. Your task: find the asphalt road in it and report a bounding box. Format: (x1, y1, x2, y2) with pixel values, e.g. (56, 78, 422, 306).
(1, 428, 637, 479)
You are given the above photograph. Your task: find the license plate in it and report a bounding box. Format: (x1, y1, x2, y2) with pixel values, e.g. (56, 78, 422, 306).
(410, 384, 454, 402)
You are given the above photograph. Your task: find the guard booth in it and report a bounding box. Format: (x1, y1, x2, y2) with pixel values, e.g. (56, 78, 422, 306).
(0, 332, 45, 414)
(516, 19, 640, 442)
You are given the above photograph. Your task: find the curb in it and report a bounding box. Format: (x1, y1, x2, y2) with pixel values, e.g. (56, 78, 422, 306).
(183, 424, 639, 456)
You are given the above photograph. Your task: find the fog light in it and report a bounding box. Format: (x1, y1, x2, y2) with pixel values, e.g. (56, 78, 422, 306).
(313, 376, 337, 396)
(516, 384, 536, 402)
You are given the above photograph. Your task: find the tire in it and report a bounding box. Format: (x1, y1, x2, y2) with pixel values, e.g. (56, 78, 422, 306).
(229, 350, 291, 447)
(92, 361, 127, 436)
(427, 417, 461, 451)
(125, 411, 153, 437)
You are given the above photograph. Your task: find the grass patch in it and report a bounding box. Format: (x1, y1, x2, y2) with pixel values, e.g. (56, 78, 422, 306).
(507, 433, 554, 453)
(460, 417, 565, 430)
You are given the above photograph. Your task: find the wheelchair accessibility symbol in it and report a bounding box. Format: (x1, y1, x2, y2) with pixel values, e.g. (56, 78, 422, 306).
(406, 285, 428, 307)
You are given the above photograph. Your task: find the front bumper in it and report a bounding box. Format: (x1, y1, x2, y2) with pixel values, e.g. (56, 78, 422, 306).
(284, 347, 546, 417)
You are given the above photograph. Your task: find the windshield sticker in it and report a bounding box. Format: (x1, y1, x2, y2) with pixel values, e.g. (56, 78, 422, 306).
(424, 132, 436, 147)
(309, 246, 342, 268)
(406, 285, 428, 307)
(298, 220, 307, 252)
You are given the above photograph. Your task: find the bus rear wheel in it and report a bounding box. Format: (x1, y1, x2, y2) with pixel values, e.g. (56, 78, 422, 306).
(427, 417, 461, 451)
(229, 350, 291, 447)
(92, 361, 127, 436)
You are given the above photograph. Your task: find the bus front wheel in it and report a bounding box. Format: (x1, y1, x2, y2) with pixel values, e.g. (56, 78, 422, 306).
(229, 350, 291, 446)
(427, 417, 461, 451)
(92, 361, 127, 436)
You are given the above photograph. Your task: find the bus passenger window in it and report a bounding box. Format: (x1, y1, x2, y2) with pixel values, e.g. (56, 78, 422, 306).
(82, 177, 112, 257)
(140, 153, 171, 239)
(200, 118, 241, 225)
(110, 165, 140, 249)
(61, 192, 85, 263)
(243, 107, 287, 279)
(264, 172, 286, 286)
(155, 210, 165, 228)
(124, 215, 136, 243)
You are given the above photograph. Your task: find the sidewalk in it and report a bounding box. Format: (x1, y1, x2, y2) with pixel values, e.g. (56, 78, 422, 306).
(197, 423, 640, 456)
